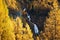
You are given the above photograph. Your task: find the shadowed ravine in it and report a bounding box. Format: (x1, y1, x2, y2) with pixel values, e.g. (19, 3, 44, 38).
(1, 0, 60, 40)
(8, 1, 50, 36)
(27, 7, 50, 32)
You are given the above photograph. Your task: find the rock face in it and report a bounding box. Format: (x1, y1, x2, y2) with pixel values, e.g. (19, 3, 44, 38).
(25, 0, 58, 32)
(28, 7, 50, 32)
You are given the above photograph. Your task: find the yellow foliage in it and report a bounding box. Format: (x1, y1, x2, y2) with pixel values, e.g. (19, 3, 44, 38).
(0, 0, 15, 40)
(11, 17, 33, 40)
(44, 7, 60, 40)
(1, 0, 60, 40)
(5, 0, 18, 10)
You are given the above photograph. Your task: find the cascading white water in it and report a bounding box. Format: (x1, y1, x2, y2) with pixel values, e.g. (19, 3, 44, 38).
(33, 23, 39, 34)
(23, 8, 39, 34)
(27, 13, 39, 34)
(27, 14, 31, 21)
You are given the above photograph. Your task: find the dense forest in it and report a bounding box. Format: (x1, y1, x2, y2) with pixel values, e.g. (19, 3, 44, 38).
(0, 0, 60, 40)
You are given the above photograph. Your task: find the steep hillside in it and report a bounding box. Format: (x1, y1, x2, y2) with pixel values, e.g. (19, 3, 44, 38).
(0, 0, 60, 40)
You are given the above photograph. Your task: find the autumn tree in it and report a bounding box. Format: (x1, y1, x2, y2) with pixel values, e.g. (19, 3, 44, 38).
(0, 0, 15, 40)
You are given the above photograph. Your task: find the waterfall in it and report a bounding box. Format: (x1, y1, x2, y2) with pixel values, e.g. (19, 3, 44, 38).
(27, 14, 31, 21)
(33, 23, 39, 34)
(27, 13, 39, 34)
(23, 8, 39, 35)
